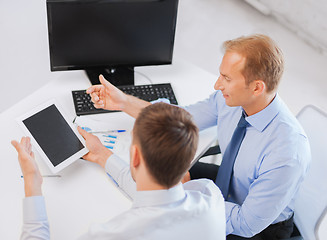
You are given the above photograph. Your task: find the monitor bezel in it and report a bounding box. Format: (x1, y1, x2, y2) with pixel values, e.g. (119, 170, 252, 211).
(46, 0, 179, 73)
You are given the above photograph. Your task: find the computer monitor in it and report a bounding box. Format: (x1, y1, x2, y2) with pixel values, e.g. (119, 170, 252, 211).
(46, 0, 179, 86)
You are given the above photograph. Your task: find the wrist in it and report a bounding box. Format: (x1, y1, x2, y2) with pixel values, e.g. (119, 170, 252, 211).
(24, 174, 43, 197)
(98, 147, 113, 168)
(120, 94, 130, 112)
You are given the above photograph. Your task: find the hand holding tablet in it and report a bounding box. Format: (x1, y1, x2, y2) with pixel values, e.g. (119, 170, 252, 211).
(16, 99, 89, 173)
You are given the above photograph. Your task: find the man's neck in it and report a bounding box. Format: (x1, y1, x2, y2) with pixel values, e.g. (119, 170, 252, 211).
(135, 173, 170, 191)
(243, 92, 276, 116)
(136, 182, 168, 191)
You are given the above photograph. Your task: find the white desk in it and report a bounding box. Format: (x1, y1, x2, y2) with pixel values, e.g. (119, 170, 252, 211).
(0, 60, 217, 239)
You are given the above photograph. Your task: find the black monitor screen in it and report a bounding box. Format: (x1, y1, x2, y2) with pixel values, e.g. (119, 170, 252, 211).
(46, 0, 179, 73)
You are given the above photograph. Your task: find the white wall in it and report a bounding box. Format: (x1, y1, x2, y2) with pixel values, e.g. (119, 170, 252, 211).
(245, 0, 327, 55)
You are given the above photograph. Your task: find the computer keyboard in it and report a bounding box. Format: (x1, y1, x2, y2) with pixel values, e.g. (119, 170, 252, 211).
(72, 83, 178, 116)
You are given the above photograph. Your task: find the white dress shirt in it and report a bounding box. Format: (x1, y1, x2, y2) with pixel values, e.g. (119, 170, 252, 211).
(21, 154, 226, 239)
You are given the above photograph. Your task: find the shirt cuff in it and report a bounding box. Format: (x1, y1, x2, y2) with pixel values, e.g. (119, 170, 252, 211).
(225, 201, 238, 235)
(105, 154, 129, 179)
(150, 98, 170, 104)
(23, 196, 48, 223)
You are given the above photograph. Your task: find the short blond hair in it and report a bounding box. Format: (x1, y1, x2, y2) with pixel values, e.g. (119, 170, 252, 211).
(223, 34, 284, 92)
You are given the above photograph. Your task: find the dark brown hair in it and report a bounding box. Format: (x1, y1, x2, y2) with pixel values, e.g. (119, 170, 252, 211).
(133, 103, 199, 188)
(223, 34, 284, 92)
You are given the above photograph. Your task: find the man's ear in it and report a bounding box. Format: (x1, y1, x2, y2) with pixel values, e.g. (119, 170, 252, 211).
(131, 144, 141, 168)
(253, 80, 266, 96)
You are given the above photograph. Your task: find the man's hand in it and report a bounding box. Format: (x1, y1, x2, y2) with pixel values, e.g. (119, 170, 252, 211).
(11, 137, 43, 197)
(87, 75, 128, 111)
(78, 127, 113, 168)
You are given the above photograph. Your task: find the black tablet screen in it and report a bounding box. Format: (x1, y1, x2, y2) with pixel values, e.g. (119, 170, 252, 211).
(23, 104, 84, 166)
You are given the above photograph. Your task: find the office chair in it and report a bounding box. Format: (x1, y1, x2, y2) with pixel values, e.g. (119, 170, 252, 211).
(288, 105, 327, 240)
(316, 207, 327, 239)
(201, 145, 221, 158)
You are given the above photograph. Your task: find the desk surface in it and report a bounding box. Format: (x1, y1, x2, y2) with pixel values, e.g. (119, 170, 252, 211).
(0, 60, 217, 239)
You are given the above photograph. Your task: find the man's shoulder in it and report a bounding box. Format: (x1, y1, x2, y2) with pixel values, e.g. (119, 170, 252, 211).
(183, 179, 224, 201)
(273, 103, 307, 139)
(183, 178, 216, 189)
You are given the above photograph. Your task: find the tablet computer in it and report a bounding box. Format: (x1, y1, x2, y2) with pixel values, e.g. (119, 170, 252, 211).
(17, 99, 89, 173)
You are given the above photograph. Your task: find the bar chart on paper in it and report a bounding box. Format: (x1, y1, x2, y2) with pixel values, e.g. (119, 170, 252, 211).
(74, 113, 135, 162)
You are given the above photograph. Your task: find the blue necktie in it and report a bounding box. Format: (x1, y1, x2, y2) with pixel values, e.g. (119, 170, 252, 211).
(215, 113, 249, 199)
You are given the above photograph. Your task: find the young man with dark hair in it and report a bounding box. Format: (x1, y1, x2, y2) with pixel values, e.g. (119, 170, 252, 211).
(12, 103, 226, 239)
(87, 34, 311, 239)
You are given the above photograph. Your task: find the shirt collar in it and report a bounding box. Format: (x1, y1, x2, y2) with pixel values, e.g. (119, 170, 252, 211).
(245, 94, 281, 132)
(132, 183, 186, 208)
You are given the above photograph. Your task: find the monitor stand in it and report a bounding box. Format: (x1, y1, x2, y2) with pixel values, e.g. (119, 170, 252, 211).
(85, 67, 134, 86)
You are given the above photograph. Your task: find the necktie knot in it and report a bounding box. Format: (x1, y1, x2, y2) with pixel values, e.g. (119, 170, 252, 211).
(237, 114, 249, 128)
